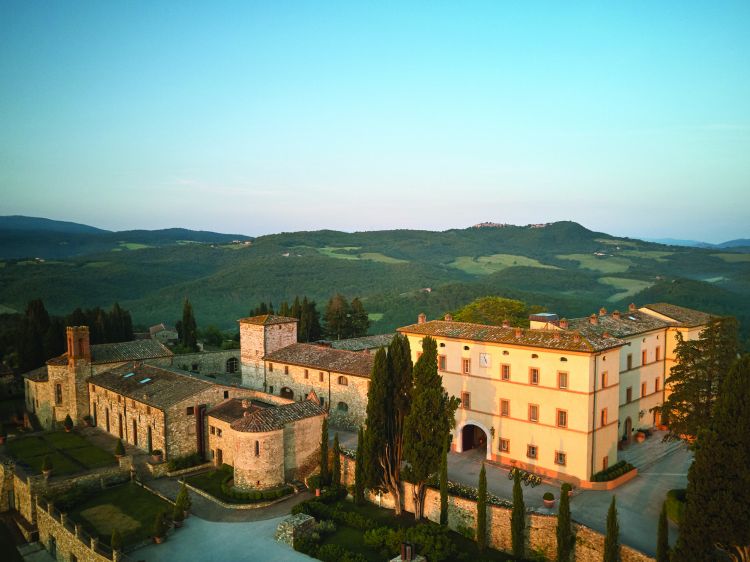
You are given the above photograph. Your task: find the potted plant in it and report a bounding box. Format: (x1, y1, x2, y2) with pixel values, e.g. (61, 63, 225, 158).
(152, 510, 167, 544)
(0, 422, 6, 445)
(114, 438, 125, 458)
(42, 455, 52, 478)
(150, 449, 163, 464)
(635, 430, 646, 443)
(83, 415, 93, 427)
(111, 529, 122, 552)
(543, 492, 555, 508)
(63, 414, 74, 433)
(172, 503, 184, 528)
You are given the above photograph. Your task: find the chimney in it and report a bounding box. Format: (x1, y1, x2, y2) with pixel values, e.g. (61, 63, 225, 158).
(553, 331, 561, 341)
(599, 307, 607, 316)
(559, 318, 569, 329)
(502, 319, 510, 328)
(418, 313, 427, 324)
(589, 314, 598, 325)
(241, 399, 249, 409)
(514, 327, 522, 338)
(603, 331, 611, 339)
(66, 326, 91, 367)
(629, 303, 637, 312)
(444, 313, 453, 322)
(573, 332, 581, 343)
(243, 410, 251, 417)
(612, 310, 621, 320)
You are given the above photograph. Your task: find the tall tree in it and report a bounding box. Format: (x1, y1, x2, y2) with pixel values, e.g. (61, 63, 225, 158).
(453, 296, 543, 328)
(17, 299, 51, 372)
(657, 317, 739, 443)
(656, 501, 669, 562)
(439, 436, 449, 526)
(331, 433, 341, 488)
(362, 334, 413, 515)
(477, 463, 487, 552)
(673, 355, 750, 561)
(324, 294, 351, 340)
(511, 471, 525, 559)
(319, 417, 329, 485)
(290, 296, 302, 321)
(603, 496, 620, 562)
(557, 483, 573, 562)
(299, 297, 322, 342)
(279, 301, 290, 317)
(354, 426, 366, 505)
(180, 298, 198, 351)
(349, 297, 370, 337)
(403, 336, 459, 519)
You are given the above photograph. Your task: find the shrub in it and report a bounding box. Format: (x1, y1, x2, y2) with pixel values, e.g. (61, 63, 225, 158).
(114, 439, 125, 457)
(175, 481, 191, 511)
(151, 449, 163, 457)
(307, 474, 321, 490)
(456, 524, 475, 540)
(110, 529, 122, 551)
(63, 415, 74, 431)
(82, 415, 93, 426)
(543, 492, 554, 501)
(665, 489, 686, 524)
(405, 523, 457, 562)
(363, 526, 393, 549)
(152, 510, 167, 538)
(316, 519, 336, 535)
(172, 503, 184, 523)
(42, 455, 52, 472)
(591, 460, 635, 482)
(166, 453, 203, 471)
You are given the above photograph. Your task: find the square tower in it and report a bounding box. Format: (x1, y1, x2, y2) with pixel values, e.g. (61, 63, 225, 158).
(239, 315, 298, 389)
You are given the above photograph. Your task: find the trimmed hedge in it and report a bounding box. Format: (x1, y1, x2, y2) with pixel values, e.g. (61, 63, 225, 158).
(167, 453, 203, 472)
(590, 460, 635, 482)
(218, 469, 293, 502)
(665, 488, 686, 524)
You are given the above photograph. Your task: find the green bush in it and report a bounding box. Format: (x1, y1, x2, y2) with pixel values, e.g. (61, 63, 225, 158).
(172, 503, 184, 522)
(405, 523, 457, 562)
(114, 439, 125, 457)
(665, 489, 686, 524)
(591, 460, 635, 482)
(152, 510, 167, 538)
(166, 453, 202, 471)
(63, 415, 74, 431)
(543, 492, 554, 501)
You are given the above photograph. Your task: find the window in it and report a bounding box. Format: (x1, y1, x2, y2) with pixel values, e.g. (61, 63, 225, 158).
(461, 392, 471, 409)
(191, 363, 199, 372)
(224, 391, 229, 399)
(627, 354, 633, 370)
(558, 371, 568, 389)
(626, 387, 633, 403)
(499, 439, 510, 453)
(338, 376, 348, 386)
(556, 409, 568, 428)
(500, 399, 510, 417)
(268, 363, 274, 372)
(226, 357, 239, 374)
(55, 384, 63, 405)
(255, 441, 260, 457)
(528, 404, 539, 422)
(337, 401, 348, 412)
(90, 384, 95, 393)
(501, 364, 510, 381)
(118, 395, 121, 403)
(600, 408, 608, 427)
(641, 382, 647, 397)
(319, 372, 324, 382)
(284, 365, 289, 375)
(526, 444, 538, 459)
(304, 369, 309, 379)
(529, 368, 539, 385)
(555, 451, 567, 466)
(217, 428, 222, 437)
(438, 355, 447, 371)
(462, 358, 471, 374)
(602, 456, 609, 471)
(642, 350, 647, 365)
(320, 397, 325, 407)
(269, 386, 274, 394)
(186, 406, 194, 416)
(602, 371, 608, 388)
(655, 377, 661, 392)
(210, 426, 215, 435)
(655, 346, 661, 361)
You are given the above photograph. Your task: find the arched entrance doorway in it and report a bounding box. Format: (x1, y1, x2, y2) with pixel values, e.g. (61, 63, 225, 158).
(623, 416, 633, 442)
(280, 387, 294, 399)
(461, 424, 488, 455)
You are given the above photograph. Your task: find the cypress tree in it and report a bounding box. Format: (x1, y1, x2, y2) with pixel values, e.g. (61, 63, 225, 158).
(439, 436, 448, 526)
(331, 433, 341, 488)
(181, 298, 198, 351)
(603, 496, 620, 562)
(324, 294, 350, 340)
(556, 483, 573, 562)
(319, 417, 329, 485)
(511, 470, 525, 558)
(349, 297, 370, 337)
(477, 463, 487, 552)
(673, 355, 750, 560)
(656, 501, 669, 562)
(354, 426, 365, 505)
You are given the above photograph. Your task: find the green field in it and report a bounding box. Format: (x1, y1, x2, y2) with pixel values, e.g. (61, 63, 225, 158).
(620, 250, 674, 262)
(359, 252, 409, 264)
(368, 312, 384, 321)
(450, 254, 557, 275)
(595, 238, 639, 247)
(599, 277, 654, 302)
(557, 253, 633, 274)
(712, 253, 750, 263)
(117, 242, 151, 250)
(83, 261, 112, 268)
(317, 246, 362, 260)
(5, 431, 117, 475)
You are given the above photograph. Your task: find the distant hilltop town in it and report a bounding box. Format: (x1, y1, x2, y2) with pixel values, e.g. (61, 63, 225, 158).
(472, 222, 552, 229)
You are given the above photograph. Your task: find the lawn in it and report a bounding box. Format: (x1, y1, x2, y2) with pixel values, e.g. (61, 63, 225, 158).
(118, 242, 151, 250)
(317, 246, 362, 260)
(449, 254, 557, 275)
(359, 252, 409, 264)
(367, 312, 384, 322)
(620, 249, 674, 262)
(712, 252, 750, 263)
(5, 431, 116, 475)
(556, 253, 633, 274)
(599, 277, 654, 302)
(69, 482, 172, 547)
(186, 466, 291, 504)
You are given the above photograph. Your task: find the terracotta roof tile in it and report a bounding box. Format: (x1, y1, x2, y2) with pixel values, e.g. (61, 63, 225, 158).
(568, 311, 671, 339)
(91, 340, 172, 364)
(265, 343, 375, 377)
(22, 366, 48, 382)
(207, 398, 273, 423)
(230, 400, 325, 432)
(327, 334, 394, 352)
(641, 303, 715, 327)
(398, 321, 624, 353)
(238, 314, 298, 326)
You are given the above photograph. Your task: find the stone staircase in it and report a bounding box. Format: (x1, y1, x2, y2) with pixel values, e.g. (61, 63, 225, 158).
(619, 430, 687, 472)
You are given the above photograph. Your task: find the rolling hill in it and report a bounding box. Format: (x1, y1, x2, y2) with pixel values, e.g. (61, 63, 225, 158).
(0, 218, 748, 341)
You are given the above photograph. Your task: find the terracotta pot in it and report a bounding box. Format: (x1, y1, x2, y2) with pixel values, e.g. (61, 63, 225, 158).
(568, 490, 574, 497)
(0, 436, 6, 445)
(635, 432, 646, 443)
(315, 488, 321, 497)
(543, 499, 555, 508)
(150, 454, 163, 464)
(154, 536, 164, 544)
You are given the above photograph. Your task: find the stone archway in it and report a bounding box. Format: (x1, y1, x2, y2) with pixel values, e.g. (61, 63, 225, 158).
(280, 387, 294, 400)
(455, 420, 492, 460)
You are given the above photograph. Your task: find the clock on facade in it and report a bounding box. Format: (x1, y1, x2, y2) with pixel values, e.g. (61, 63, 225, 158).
(479, 353, 490, 368)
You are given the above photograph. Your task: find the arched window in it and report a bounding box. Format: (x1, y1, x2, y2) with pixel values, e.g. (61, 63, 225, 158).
(338, 376, 348, 386)
(226, 357, 239, 374)
(281, 387, 294, 399)
(255, 440, 260, 457)
(337, 401, 348, 412)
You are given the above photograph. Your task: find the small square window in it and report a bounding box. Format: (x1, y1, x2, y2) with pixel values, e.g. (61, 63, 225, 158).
(461, 392, 471, 410)
(602, 371, 609, 388)
(527, 444, 538, 459)
(269, 363, 274, 372)
(600, 408, 608, 427)
(217, 428, 222, 437)
(210, 426, 215, 435)
(319, 372, 324, 382)
(499, 438, 510, 453)
(555, 451, 566, 466)
(186, 406, 194, 416)
(224, 391, 229, 399)
(557, 409, 568, 428)
(626, 387, 633, 403)
(641, 382, 647, 398)
(304, 369, 309, 379)
(655, 378, 660, 392)
(284, 365, 289, 375)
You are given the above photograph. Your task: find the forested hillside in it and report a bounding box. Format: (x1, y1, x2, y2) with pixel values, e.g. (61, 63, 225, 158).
(1, 219, 748, 343)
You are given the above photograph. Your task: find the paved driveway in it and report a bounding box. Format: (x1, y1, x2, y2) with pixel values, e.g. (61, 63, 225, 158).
(134, 516, 313, 562)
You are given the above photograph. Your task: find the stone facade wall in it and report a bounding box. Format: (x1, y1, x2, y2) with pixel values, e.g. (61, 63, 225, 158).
(282, 414, 322, 482)
(36, 499, 112, 562)
(170, 350, 241, 376)
(0, 457, 14, 512)
(233, 429, 284, 489)
(240, 321, 297, 389)
(275, 513, 316, 548)
(207, 416, 234, 467)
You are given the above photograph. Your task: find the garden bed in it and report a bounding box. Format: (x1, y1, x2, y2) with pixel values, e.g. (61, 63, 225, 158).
(5, 431, 117, 476)
(185, 465, 293, 504)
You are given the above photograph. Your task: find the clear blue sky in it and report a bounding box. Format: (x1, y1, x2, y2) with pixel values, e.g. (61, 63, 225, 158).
(1, 1, 748, 242)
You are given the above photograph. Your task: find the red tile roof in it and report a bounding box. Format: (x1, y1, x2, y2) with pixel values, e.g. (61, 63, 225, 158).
(264, 343, 375, 377)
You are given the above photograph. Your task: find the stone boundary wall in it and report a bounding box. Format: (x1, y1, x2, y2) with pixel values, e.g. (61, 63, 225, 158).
(170, 350, 240, 375)
(340, 453, 654, 562)
(182, 480, 299, 511)
(165, 462, 214, 479)
(133, 479, 176, 506)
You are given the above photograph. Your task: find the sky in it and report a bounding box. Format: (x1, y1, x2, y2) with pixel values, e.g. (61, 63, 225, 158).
(1, 2, 748, 243)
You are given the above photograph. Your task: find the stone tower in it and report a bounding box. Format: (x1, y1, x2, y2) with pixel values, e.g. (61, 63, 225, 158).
(239, 315, 298, 389)
(46, 326, 93, 427)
